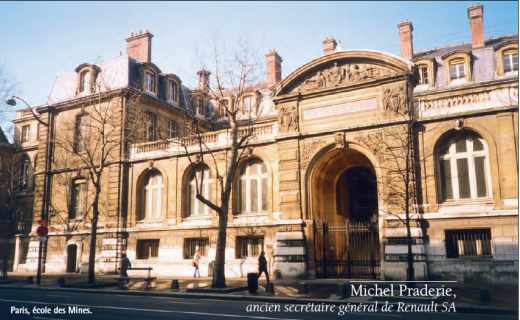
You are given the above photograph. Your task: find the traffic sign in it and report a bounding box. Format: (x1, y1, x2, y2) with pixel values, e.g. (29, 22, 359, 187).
(36, 225, 48, 237)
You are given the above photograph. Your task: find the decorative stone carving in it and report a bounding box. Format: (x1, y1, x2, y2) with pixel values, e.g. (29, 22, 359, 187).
(383, 85, 408, 115)
(334, 132, 346, 149)
(278, 105, 298, 133)
(301, 139, 328, 169)
(296, 62, 398, 92)
(353, 131, 385, 156)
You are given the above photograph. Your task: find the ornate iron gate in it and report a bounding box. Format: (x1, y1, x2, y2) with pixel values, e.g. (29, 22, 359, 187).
(314, 220, 380, 278)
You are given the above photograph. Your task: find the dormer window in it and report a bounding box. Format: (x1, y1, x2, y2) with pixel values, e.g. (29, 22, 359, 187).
(417, 65, 429, 85)
(449, 59, 465, 81)
(502, 49, 518, 74)
(242, 95, 255, 116)
(169, 80, 179, 103)
(144, 71, 156, 94)
(75, 64, 99, 95)
(79, 70, 91, 93)
(442, 52, 471, 85)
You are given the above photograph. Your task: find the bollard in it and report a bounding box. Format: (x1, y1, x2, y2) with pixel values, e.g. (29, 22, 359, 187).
(479, 288, 490, 304)
(336, 282, 348, 299)
(57, 277, 65, 287)
(297, 282, 309, 294)
(266, 283, 275, 295)
(247, 273, 258, 294)
(171, 279, 180, 290)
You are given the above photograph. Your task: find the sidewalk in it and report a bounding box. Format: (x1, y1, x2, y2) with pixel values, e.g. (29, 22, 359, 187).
(0, 273, 516, 315)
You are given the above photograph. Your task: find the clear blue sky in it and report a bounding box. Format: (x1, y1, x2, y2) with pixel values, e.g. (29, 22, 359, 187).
(1, 1, 518, 108)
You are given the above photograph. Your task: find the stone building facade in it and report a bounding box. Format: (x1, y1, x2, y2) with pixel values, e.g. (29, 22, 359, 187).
(9, 4, 518, 282)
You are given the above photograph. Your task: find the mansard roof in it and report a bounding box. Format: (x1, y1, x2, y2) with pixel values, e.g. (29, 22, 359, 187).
(413, 35, 518, 61)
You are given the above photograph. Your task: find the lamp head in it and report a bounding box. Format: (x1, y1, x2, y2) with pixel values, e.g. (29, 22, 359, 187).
(6, 97, 17, 106)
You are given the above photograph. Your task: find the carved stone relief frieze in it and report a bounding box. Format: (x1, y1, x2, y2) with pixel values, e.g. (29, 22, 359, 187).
(278, 105, 299, 133)
(300, 139, 328, 170)
(295, 62, 398, 93)
(382, 84, 408, 115)
(352, 131, 386, 157)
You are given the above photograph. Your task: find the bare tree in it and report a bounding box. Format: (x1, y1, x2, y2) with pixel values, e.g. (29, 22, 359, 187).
(364, 87, 438, 281)
(53, 81, 142, 283)
(0, 150, 20, 279)
(0, 65, 18, 140)
(178, 41, 262, 288)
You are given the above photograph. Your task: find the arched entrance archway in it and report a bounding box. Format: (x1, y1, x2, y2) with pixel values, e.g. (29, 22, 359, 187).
(309, 146, 380, 278)
(66, 244, 78, 273)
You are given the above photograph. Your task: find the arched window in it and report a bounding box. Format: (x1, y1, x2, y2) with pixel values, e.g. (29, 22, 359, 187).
(238, 159, 268, 214)
(79, 70, 91, 93)
(138, 170, 163, 221)
(188, 165, 212, 217)
(437, 131, 491, 202)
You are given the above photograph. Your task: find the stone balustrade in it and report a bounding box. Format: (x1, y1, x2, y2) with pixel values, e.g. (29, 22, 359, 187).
(129, 122, 278, 160)
(416, 85, 518, 118)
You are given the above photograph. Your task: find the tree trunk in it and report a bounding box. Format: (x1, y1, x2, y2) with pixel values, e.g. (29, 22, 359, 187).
(87, 193, 100, 284)
(212, 208, 228, 288)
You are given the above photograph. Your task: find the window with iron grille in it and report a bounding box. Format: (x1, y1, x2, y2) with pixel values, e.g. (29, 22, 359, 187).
(236, 236, 264, 258)
(183, 238, 209, 259)
(136, 239, 160, 259)
(445, 229, 492, 258)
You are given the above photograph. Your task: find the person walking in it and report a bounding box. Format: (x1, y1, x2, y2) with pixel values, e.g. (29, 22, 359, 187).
(192, 248, 201, 278)
(258, 251, 269, 283)
(121, 253, 132, 282)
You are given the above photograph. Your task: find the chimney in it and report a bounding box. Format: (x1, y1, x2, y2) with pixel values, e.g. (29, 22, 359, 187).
(197, 69, 211, 92)
(468, 4, 484, 48)
(398, 21, 414, 60)
(126, 30, 153, 63)
(322, 37, 337, 55)
(265, 49, 282, 86)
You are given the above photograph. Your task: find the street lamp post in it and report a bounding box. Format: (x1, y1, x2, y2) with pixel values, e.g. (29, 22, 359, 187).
(6, 96, 51, 286)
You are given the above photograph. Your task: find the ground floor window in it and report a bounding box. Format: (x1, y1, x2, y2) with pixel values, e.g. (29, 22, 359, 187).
(445, 229, 492, 258)
(236, 236, 264, 258)
(183, 238, 209, 259)
(136, 239, 159, 259)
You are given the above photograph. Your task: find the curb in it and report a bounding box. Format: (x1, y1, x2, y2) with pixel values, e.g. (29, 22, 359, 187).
(0, 285, 515, 315)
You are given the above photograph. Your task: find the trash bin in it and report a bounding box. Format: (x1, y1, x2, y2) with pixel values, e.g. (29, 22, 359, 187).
(247, 272, 258, 294)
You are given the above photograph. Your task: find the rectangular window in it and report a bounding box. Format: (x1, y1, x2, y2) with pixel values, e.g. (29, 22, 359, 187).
(474, 156, 487, 197)
(74, 115, 88, 152)
(170, 81, 178, 102)
(144, 72, 155, 93)
(449, 60, 465, 80)
(440, 159, 453, 200)
(183, 238, 209, 259)
(445, 229, 492, 258)
(70, 180, 86, 219)
(418, 66, 429, 85)
(503, 51, 518, 73)
(242, 96, 254, 115)
(145, 112, 157, 141)
(168, 120, 177, 138)
(136, 239, 160, 259)
(21, 125, 30, 143)
(236, 236, 264, 259)
(456, 158, 471, 198)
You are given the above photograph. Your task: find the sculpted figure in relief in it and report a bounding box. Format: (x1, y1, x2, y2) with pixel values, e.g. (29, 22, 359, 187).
(278, 105, 298, 133)
(297, 62, 397, 92)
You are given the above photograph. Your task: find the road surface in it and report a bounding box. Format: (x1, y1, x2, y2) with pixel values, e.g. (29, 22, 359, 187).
(0, 288, 514, 320)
